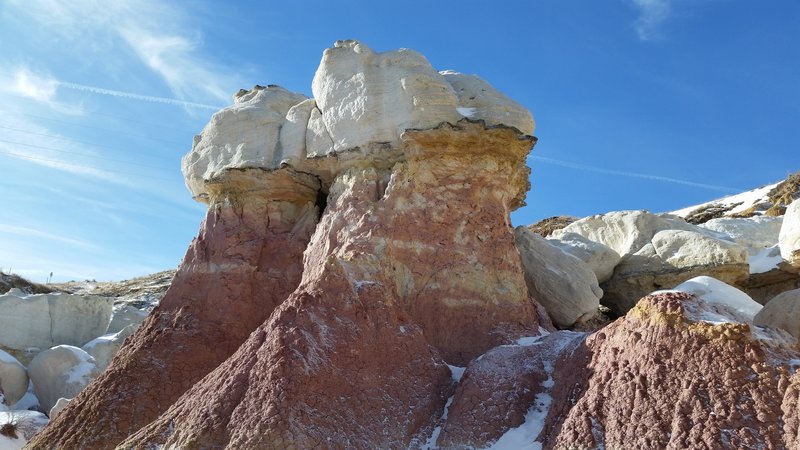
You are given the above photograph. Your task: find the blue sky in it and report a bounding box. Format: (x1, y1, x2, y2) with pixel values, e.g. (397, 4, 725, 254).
(0, 0, 798, 282)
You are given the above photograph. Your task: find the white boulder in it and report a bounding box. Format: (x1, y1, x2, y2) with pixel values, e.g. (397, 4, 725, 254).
(601, 230, 750, 315)
(0, 351, 27, 406)
(547, 232, 621, 283)
(48, 397, 70, 420)
(780, 199, 800, 268)
(181, 85, 309, 200)
(514, 227, 602, 328)
(673, 276, 762, 323)
(82, 325, 136, 371)
(0, 291, 112, 350)
(754, 288, 800, 338)
(648, 229, 749, 268)
(700, 216, 783, 252)
(440, 71, 534, 134)
(310, 40, 461, 156)
(550, 210, 699, 258)
(28, 346, 100, 414)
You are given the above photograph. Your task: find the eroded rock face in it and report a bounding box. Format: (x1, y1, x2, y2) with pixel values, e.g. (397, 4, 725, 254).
(436, 331, 588, 448)
(549, 291, 798, 450)
(29, 169, 320, 450)
(118, 121, 544, 449)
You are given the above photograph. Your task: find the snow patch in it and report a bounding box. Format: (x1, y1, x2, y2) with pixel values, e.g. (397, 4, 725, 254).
(749, 245, 783, 274)
(420, 396, 455, 450)
(54, 345, 97, 384)
(447, 365, 465, 382)
(671, 182, 780, 218)
(673, 276, 762, 322)
(487, 361, 556, 450)
(456, 107, 477, 117)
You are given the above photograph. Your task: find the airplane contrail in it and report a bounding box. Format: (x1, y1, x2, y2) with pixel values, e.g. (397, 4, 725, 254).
(529, 155, 740, 193)
(57, 81, 223, 111)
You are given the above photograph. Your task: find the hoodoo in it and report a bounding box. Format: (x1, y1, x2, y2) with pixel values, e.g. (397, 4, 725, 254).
(28, 41, 547, 449)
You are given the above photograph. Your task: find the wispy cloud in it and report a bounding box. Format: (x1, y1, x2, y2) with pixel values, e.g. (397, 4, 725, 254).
(5, 0, 239, 105)
(630, 0, 672, 40)
(530, 155, 739, 193)
(0, 68, 85, 115)
(0, 224, 99, 251)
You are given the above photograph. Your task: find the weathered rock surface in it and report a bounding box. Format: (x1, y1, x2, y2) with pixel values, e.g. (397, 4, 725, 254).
(780, 199, 800, 268)
(0, 350, 27, 406)
(0, 290, 112, 351)
(601, 230, 749, 315)
(754, 288, 800, 338)
(81, 325, 136, 371)
(28, 346, 100, 414)
(549, 291, 798, 449)
(29, 169, 321, 449)
(436, 331, 588, 448)
(515, 228, 601, 327)
(547, 231, 621, 283)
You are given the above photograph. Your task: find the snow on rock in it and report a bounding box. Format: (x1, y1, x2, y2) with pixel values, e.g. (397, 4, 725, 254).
(552, 291, 797, 449)
(0, 290, 112, 351)
(81, 324, 136, 371)
(0, 410, 48, 449)
(780, 199, 800, 268)
(671, 182, 781, 218)
(0, 351, 27, 406)
(601, 230, 750, 315)
(754, 288, 800, 339)
(749, 245, 784, 274)
(515, 227, 601, 328)
(0, 433, 25, 450)
(436, 331, 587, 448)
(546, 231, 621, 283)
(700, 216, 783, 254)
(673, 276, 762, 323)
(27, 345, 100, 414)
(106, 305, 148, 334)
